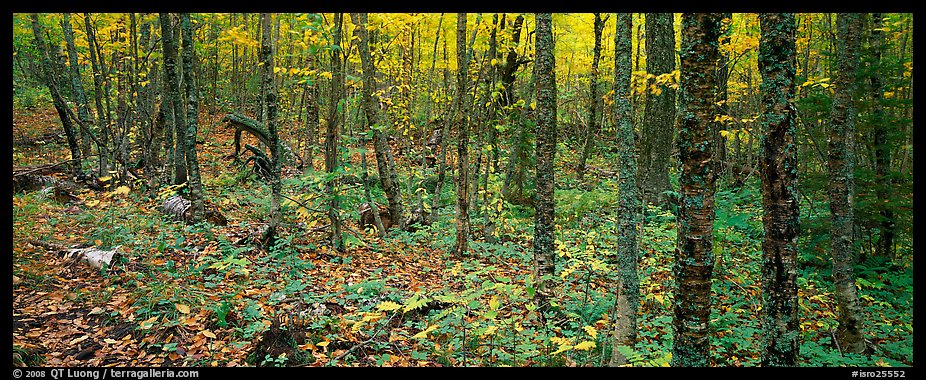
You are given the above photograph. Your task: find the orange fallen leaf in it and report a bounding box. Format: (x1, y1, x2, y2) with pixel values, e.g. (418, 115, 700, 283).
(202, 330, 216, 339)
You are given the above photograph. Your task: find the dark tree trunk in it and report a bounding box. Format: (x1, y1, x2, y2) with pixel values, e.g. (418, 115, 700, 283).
(85, 14, 110, 175)
(180, 14, 205, 224)
(159, 13, 187, 185)
(640, 13, 676, 205)
(829, 12, 866, 355)
(609, 12, 640, 367)
(352, 12, 405, 230)
(758, 12, 800, 367)
(30, 14, 83, 178)
(326, 13, 345, 252)
(869, 13, 895, 260)
(672, 13, 721, 368)
(452, 13, 471, 258)
(577, 13, 605, 183)
(61, 13, 94, 160)
(532, 13, 556, 303)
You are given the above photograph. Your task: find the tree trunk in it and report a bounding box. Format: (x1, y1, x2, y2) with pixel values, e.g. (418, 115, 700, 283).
(452, 13, 471, 258)
(609, 12, 640, 367)
(61, 13, 95, 161)
(868, 13, 894, 260)
(758, 12, 800, 367)
(160, 13, 187, 185)
(352, 12, 405, 231)
(829, 12, 866, 355)
(30, 14, 83, 179)
(672, 13, 721, 367)
(180, 13, 205, 224)
(577, 13, 605, 183)
(532, 13, 556, 304)
(640, 13, 676, 205)
(326, 13, 345, 252)
(258, 13, 282, 245)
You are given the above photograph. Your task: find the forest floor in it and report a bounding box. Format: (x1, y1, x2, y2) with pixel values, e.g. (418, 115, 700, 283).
(12, 107, 914, 367)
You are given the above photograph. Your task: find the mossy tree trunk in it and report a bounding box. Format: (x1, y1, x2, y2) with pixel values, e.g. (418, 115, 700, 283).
(829, 12, 866, 355)
(326, 13, 345, 252)
(30, 14, 83, 179)
(452, 13, 471, 258)
(159, 13, 187, 186)
(757, 12, 800, 366)
(640, 13, 676, 205)
(532, 13, 556, 303)
(672, 13, 721, 367)
(180, 13, 205, 223)
(609, 12, 640, 367)
(353, 12, 405, 231)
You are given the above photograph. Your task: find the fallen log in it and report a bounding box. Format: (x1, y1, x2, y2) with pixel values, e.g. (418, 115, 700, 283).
(27, 239, 121, 271)
(13, 174, 60, 193)
(222, 113, 303, 168)
(161, 194, 228, 226)
(13, 158, 77, 178)
(14, 131, 65, 147)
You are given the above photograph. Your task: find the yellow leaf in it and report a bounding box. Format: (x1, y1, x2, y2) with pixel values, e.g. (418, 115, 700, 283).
(176, 304, 191, 314)
(412, 324, 438, 339)
(139, 316, 159, 329)
(654, 294, 665, 304)
(482, 325, 497, 337)
(551, 344, 573, 355)
(376, 301, 403, 312)
(316, 340, 330, 347)
(574, 341, 596, 351)
(583, 326, 597, 339)
(98, 176, 113, 182)
(104, 338, 119, 345)
(86, 200, 100, 208)
(69, 335, 90, 345)
(202, 330, 216, 339)
(489, 296, 500, 311)
(113, 185, 130, 195)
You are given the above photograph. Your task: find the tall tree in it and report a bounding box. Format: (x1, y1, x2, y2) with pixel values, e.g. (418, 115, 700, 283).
(84, 14, 112, 175)
(30, 14, 83, 178)
(61, 13, 94, 160)
(351, 12, 386, 237)
(609, 12, 640, 367)
(757, 12, 800, 367)
(180, 13, 206, 223)
(326, 13, 345, 252)
(352, 12, 405, 230)
(868, 13, 894, 260)
(829, 12, 866, 355)
(160, 13, 187, 185)
(577, 13, 605, 183)
(639, 13, 677, 204)
(258, 13, 282, 242)
(452, 13, 471, 258)
(532, 13, 556, 303)
(672, 13, 721, 367)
